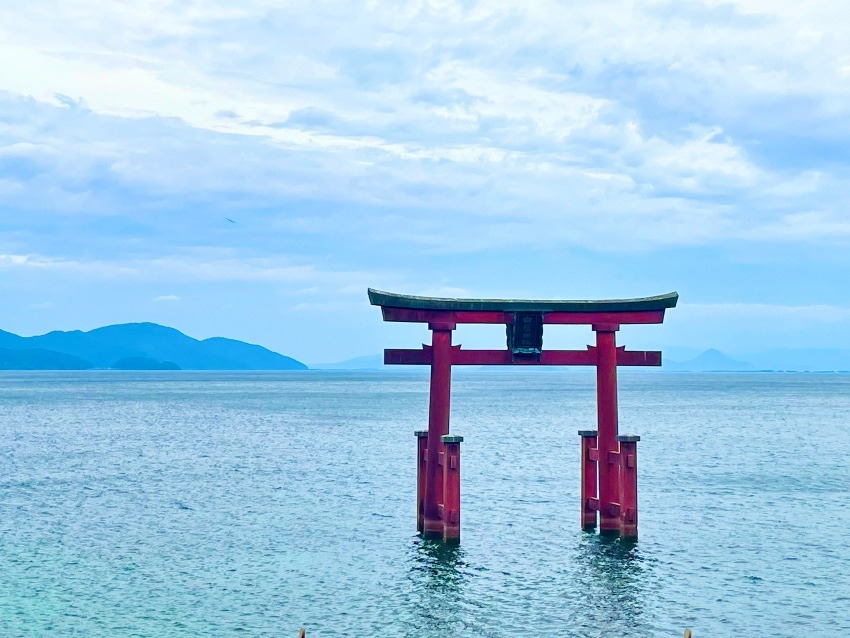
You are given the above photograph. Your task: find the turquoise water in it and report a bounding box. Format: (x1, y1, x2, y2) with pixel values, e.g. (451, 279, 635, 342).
(1, 371, 849, 636)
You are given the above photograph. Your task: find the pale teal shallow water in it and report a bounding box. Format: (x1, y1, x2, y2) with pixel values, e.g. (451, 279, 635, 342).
(1, 370, 849, 637)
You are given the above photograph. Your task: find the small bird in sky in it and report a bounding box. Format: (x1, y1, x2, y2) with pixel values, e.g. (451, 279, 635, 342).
(225, 218, 236, 224)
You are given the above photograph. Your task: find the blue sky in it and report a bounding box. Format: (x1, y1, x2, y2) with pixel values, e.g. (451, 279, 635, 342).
(1, 0, 850, 363)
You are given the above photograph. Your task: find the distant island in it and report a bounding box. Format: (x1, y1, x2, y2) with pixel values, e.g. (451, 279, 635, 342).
(0, 323, 307, 370)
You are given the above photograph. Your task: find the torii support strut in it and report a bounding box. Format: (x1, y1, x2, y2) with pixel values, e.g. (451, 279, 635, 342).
(369, 289, 677, 542)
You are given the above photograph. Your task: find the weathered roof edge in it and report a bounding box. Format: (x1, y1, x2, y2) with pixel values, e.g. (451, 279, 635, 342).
(368, 289, 679, 313)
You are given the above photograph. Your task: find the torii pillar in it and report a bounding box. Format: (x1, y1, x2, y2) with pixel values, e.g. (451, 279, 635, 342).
(595, 324, 620, 533)
(422, 322, 454, 536)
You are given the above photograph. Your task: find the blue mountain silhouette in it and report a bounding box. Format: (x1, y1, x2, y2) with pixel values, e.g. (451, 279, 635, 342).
(664, 349, 753, 371)
(0, 323, 306, 370)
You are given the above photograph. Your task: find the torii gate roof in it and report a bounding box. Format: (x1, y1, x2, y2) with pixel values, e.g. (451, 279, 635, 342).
(368, 289, 679, 314)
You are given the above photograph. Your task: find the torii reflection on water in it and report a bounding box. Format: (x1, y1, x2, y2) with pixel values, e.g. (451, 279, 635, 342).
(568, 534, 647, 633)
(407, 538, 469, 634)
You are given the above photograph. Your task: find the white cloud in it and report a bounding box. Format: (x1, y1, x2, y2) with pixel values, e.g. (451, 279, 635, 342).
(739, 212, 850, 242)
(1, 0, 850, 255)
(0, 251, 382, 287)
(677, 302, 850, 323)
(0, 253, 135, 276)
(153, 294, 180, 302)
(292, 300, 367, 312)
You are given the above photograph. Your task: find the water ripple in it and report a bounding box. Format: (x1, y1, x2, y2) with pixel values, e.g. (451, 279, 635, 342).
(0, 371, 848, 636)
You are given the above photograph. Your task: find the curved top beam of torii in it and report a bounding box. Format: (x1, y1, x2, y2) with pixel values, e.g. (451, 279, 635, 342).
(368, 288, 678, 327)
(368, 288, 678, 314)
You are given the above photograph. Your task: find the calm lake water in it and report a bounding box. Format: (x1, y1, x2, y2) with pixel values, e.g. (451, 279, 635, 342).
(1, 370, 849, 636)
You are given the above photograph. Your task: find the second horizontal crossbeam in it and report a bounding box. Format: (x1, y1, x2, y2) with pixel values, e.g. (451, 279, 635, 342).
(384, 346, 661, 366)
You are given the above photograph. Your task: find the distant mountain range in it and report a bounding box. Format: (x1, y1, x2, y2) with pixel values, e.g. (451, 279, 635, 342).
(0, 323, 307, 370)
(666, 348, 850, 372)
(315, 348, 850, 372)
(663, 349, 754, 372)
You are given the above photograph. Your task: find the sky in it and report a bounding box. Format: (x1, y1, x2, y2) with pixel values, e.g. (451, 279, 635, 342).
(1, 0, 850, 363)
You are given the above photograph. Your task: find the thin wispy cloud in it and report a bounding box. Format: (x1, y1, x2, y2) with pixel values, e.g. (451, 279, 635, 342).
(0, 251, 388, 289)
(679, 302, 850, 323)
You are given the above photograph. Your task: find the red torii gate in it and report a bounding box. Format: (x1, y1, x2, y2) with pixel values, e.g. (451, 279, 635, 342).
(369, 288, 678, 542)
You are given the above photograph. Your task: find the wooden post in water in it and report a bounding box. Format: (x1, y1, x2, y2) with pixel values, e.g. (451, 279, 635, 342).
(617, 434, 640, 539)
(441, 434, 463, 542)
(415, 431, 428, 532)
(578, 430, 599, 529)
